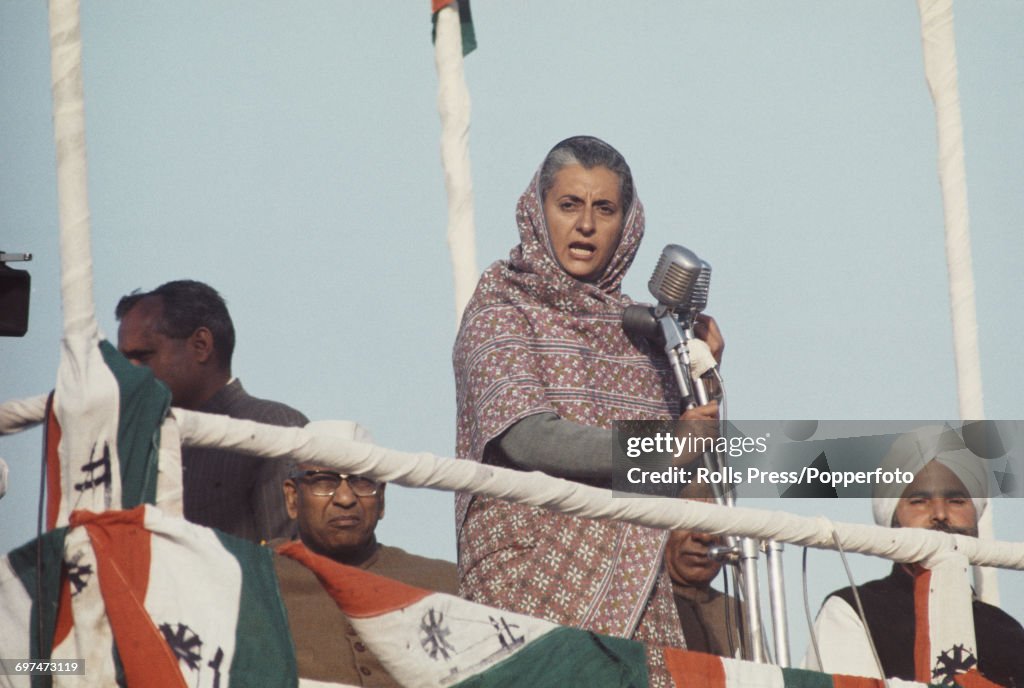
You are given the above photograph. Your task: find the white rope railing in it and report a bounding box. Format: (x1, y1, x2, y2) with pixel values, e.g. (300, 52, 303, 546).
(916, 0, 996, 603)
(3, 398, 1020, 570)
(173, 409, 1024, 571)
(434, 2, 479, 325)
(0, 394, 48, 436)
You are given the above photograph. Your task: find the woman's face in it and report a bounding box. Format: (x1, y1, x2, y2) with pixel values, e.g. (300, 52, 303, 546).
(542, 164, 624, 282)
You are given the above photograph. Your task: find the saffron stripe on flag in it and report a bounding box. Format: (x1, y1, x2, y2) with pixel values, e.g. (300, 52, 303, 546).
(70, 506, 296, 688)
(278, 540, 430, 617)
(72, 507, 184, 688)
(280, 541, 570, 687)
(663, 646, 726, 688)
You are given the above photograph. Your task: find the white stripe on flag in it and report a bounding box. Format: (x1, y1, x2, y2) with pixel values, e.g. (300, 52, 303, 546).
(0, 555, 32, 688)
(926, 552, 977, 680)
(53, 337, 123, 526)
(347, 592, 557, 688)
(721, 655, 785, 688)
(58, 525, 116, 687)
(143, 506, 242, 687)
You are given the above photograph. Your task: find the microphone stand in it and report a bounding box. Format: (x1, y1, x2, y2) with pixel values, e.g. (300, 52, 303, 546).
(766, 540, 790, 666)
(661, 307, 776, 664)
(654, 305, 698, 408)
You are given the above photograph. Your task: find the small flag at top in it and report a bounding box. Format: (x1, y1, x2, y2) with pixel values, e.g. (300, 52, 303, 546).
(432, 0, 476, 56)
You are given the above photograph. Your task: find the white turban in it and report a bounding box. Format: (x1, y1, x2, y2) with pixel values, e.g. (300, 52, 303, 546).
(304, 419, 374, 444)
(872, 425, 989, 527)
(286, 420, 376, 473)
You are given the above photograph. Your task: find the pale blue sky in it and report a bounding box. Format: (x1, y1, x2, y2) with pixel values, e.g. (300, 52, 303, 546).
(2, 0, 1022, 663)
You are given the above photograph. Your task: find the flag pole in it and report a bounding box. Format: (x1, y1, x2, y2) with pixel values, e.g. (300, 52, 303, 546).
(915, 0, 996, 603)
(433, 1, 479, 326)
(48, 0, 98, 342)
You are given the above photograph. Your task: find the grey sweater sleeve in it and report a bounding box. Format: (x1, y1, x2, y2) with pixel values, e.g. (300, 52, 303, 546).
(491, 412, 613, 482)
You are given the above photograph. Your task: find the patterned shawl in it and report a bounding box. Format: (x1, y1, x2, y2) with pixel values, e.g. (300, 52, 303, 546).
(452, 167, 685, 647)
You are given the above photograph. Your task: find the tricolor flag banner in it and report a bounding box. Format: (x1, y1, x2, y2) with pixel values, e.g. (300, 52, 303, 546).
(1, 506, 296, 687)
(431, 0, 477, 56)
(280, 541, 998, 688)
(46, 340, 178, 530)
(1, 515, 1001, 688)
(70, 505, 297, 687)
(0, 530, 66, 688)
(280, 541, 652, 687)
(912, 558, 980, 686)
(663, 647, 893, 688)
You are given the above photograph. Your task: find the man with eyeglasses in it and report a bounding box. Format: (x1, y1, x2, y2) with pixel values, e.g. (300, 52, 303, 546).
(273, 420, 457, 686)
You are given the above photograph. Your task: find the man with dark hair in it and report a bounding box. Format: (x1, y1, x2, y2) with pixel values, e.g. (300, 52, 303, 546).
(116, 279, 308, 542)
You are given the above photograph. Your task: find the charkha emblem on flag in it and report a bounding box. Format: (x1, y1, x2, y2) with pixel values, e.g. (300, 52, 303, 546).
(0, 509, 1004, 688)
(1, 506, 296, 688)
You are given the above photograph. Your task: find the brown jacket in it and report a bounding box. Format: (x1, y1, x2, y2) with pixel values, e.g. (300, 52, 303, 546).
(673, 581, 742, 658)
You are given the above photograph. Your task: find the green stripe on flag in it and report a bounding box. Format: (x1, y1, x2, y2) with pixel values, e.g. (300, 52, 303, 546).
(431, 0, 477, 57)
(7, 529, 67, 688)
(214, 532, 297, 687)
(781, 667, 835, 688)
(452, 626, 648, 688)
(99, 340, 171, 508)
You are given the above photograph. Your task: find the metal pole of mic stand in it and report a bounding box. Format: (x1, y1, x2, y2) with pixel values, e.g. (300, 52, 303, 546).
(738, 538, 766, 663)
(708, 451, 765, 663)
(659, 314, 767, 664)
(689, 339, 787, 665)
(766, 540, 790, 666)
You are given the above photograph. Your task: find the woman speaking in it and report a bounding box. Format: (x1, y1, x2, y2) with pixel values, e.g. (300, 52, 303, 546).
(453, 136, 721, 646)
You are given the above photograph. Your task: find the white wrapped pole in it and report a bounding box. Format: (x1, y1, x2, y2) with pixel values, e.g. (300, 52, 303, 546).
(916, 0, 996, 603)
(49, 0, 98, 341)
(434, 3, 479, 325)
(47, 0, 133, 524)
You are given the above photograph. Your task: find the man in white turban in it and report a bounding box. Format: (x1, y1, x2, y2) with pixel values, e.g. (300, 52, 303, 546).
(804, 426, 1023, 685)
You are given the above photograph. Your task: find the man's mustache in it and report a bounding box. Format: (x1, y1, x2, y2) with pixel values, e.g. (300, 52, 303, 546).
(929, 521, 977, 537)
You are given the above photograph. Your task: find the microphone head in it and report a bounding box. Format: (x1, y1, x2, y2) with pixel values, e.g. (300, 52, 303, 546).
(647, 244, 704, 309)
(689, 260, 712, 313)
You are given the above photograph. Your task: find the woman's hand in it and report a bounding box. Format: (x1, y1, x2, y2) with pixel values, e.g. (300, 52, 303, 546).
(672, 400, 719, 466)
(693, 313, 724, 364)
(679, 400, 718, 422)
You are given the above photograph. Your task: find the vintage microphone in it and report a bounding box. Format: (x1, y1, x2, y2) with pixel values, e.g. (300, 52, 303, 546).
(623, 244, 714, 409)
(648, 244, 713, 406)
(624, 245, 778, 664)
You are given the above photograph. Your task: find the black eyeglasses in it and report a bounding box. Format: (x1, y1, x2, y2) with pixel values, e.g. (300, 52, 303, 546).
(292, 470, 380, 497)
